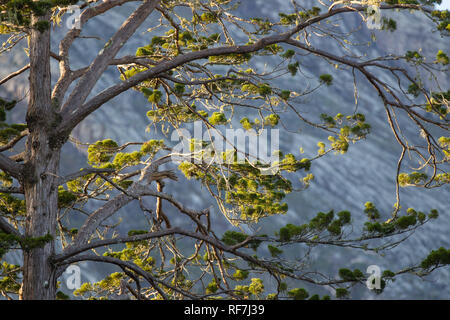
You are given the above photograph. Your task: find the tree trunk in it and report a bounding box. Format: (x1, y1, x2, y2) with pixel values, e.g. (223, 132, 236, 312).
(21, 13, 61, 300)
(21, 135, 60, 300)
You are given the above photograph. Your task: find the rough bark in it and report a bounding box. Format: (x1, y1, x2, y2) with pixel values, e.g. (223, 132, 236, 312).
(21, 14, 60, 300)
(21, 136, 60, 300)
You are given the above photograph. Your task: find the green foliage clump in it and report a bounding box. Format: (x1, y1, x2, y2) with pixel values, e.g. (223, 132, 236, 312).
(221, 231, 261, 250)
(0, 97, 17, 112)
(267, 244, 283, 257)
(151, 36, 166, 47)
(263, 44, 284, 55)
(425, 90, 449, 117)
(335, 288, 349, 298)
(200, 12, 218, 24)
(381, 18, 397, 31)
(0, 261, 21, 294)
(178, 162, 201, 180)
(309, 210, 334, 231)
(405, 50, 423, 64)
(337, 210, 351, 224)
(420, 247, 450, 269)
(0, 0, 79, 30)
(103, 246, 155, 272)
(0, 232, 17, 258)
(278, 223, 307, 241)
(319, 74, 333, 86)
(407, 83, 421, 97)
(87, 139, 118, 166)
(264, 114, 280, 127)
(395, 214, 417, 229)
(320, 113, 336, 127)
(75, 272, 125, 299)
(234, 278, 265, 298)
(147, 90, 163, 104)
(429, 209, 439, 219)
(338, 268, 364, 281)
(281, 49, 295, 59)
(258, 84, 272, 96)
(288, 288, 309, 300)
(140, 139, 165, 154)
(364, 202, 380, 220)
(328, 132, 349, 154)
(430, 9, 450, 32)
(436, 50, 449, 65)
(20, 233, 53, 251)
(33, 20, 50, 32)
(56, 291, 70, 300)
(240, 117, 253, 130)
(438, 137, 450, 159)
(206, 279, 219, 294)
(278, 154, 311, 172)
(112, 151, 142, 168)
(364, 221, 394, 235)
(222, 231, 248, 246)
(208, 112, 227, 125)
(120, 66, 147, 80)
(57, 186, 77, 208)
(0, 171, 13, 187)
(248, 278, 264, 296)
(127, 230, 148, 237)
(287, 62, 299, 76)
(136, 45, 153, 56)
(398, 171, 428, 187)
(232, 269, 249, 281)
(280, 90, 291, 100)
(209, 52, 252, 65)
(0, 99, 27, 145)
(278, 13, 297, 25)
(382, 270, 396, 278)
(173, 83, 185, 95)
(0, 193, 25, 216)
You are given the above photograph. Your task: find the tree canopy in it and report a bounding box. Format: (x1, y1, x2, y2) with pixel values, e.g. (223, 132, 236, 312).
(0, 0, 448, 300)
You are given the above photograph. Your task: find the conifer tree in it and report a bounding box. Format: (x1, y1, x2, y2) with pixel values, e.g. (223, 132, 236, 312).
(0, 0, 448, 300)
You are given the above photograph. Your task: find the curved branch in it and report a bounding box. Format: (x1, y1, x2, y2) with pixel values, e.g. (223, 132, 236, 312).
(57, 3, 427, 133)
(0, 129, 29, 152)
(56, 253, 196, 299)
(0, 64, 30, 86)
(59, 167, 116, 185)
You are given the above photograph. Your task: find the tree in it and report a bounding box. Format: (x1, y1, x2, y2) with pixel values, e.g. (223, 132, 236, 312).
(0, 0, 448, 300)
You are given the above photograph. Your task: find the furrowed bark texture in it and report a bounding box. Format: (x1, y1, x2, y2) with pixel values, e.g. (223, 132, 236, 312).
(21, 14, 60, 300)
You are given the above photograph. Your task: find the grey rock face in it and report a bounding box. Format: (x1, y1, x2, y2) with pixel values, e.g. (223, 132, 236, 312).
(1, 1, 448, 299)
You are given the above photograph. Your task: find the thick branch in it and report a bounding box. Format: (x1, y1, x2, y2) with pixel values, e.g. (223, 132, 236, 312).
(60, 0, 160, 115)
(54, 226, 352, 288)
(56, 253, 196, 299)
(59, 33, 289, 131)
(58, 3, 427, 133)
(72, 182, 203, 246)
(0, 186, 23, 194)
(0, 216, 21, 237)
(55, 228, 180, 262)
(53, 0, 140, 102)
(0, 153, 23, 179)
(73, 192, 134, 246)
